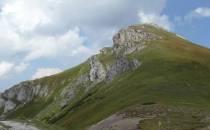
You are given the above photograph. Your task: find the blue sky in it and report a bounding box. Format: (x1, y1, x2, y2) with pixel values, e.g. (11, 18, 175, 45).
(165, 0, 210, 47)
(0, 0, 209, 92)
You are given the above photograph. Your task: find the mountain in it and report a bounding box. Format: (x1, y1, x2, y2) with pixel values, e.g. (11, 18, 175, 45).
(1, 24, 210, 130)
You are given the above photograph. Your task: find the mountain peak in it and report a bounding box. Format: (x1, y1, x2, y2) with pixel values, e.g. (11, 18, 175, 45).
(113, 24, 160, 45)
(113, 24, 161, 55)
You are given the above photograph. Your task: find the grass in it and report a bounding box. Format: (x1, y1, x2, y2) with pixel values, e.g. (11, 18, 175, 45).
(6, 61, 91, 122)
(6, 98, 51, 119)
(4, 24, 210, 130)
(139, 107, 210, 130)
(50, 25, 210, 129)
(55, 60, 210, 129)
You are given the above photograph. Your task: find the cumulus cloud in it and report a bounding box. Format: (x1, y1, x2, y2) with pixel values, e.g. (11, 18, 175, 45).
(0, 0, 168, 60)
(32, 68, 63, 79)
(138, 11, 173, 30)
(0, 61, 14, 79)
(183, 7, 210, 22)
(194, 7, 210, 17)
(0, 61, 29, 79)
(0, 17, 91, 61)
(24, 27, 91, 61)
(0, 0, 93, 61)
(1, 0, 51, 33)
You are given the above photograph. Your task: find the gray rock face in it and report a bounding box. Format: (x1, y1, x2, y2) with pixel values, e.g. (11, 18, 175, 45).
(60, 55, 141, 108)
(3, 82, 49, 102)
(113, 26, 160, 55)
(0, 81, 49, 113)
(0, 97, 5, 108)
(60, 56, 140, 108)
(4, 100, 16, 113)
(60, 86, 75, 108)
(89, 56, 106, 83)
(106, 57, 141, 81)
(73, 26, 147, 85)
(113, 27, 157, 45)
(76, 73, 90, 86)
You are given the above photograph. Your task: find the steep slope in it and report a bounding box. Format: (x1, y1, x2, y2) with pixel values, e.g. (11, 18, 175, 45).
(1, 24, 210, 130)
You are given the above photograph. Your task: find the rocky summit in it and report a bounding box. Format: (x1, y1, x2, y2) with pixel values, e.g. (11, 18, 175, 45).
(1, 24, 210, 130)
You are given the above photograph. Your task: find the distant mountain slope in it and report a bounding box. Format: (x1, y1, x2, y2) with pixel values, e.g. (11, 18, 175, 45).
(1, 24, 210, 130)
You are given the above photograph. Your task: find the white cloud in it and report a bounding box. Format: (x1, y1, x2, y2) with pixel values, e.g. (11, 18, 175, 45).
(0, 18, 92, 61)
(194, 7, 210, 17)
(1, 0, 51, 33)
(32, 68, 62, 79)
(0, 61, 29, 79)
(0, 61, 14, 79)
(0, 0, 94, 61)
(0, 0, 168, 62)
(14, 62, 29, 73)
(23, 27, 91, 61)
(138, 11, 173, 30)
(0, 0, 168, 90)
(183, 7, 210, 22)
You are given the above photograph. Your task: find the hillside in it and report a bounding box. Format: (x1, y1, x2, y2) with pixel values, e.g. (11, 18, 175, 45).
(1, 24, 210, 130)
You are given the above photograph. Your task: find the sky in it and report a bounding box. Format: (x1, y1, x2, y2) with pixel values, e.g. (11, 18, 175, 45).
(0, 0, 209, 92)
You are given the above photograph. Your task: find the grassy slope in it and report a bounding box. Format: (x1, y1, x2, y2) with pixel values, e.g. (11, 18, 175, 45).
(6, 62, 90, 120)
(5, 25, 210, 129)
(52, 25, 210, 129)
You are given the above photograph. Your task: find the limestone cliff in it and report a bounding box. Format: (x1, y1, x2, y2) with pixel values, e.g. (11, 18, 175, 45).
(0, 81, 49, 113)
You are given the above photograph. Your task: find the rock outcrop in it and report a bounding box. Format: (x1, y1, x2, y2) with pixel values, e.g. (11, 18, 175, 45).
(0, 81, 49, 113)
(60, 86, 75, 108)
(88, 25, 159, 81)
(89, 56, 107, 83)
(106, 57, 140, 81)
(113, 26, 160, 55)
(4, 100, 16, 113)
(0, 97, 5, 108)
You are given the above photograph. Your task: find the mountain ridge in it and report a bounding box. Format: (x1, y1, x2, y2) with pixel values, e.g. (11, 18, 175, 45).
(1, 24, 210, 130)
